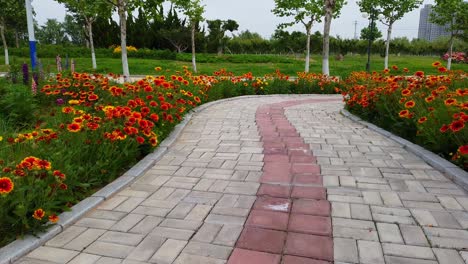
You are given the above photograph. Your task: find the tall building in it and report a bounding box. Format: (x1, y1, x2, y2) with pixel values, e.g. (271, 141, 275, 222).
(418, 4, 451, 41)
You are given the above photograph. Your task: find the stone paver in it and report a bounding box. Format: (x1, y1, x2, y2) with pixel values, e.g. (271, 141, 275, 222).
(15, 95, 468, 264)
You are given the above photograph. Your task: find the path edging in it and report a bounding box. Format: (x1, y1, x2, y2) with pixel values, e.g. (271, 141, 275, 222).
(341, 109, 468, 192)
(0, 95, 275, 264)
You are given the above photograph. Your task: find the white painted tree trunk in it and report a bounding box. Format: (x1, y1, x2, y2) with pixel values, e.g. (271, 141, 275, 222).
(118, 1, 130, 80)
(87, 21, 97, 69)
(191, 23, 197, 73)
(447, 35, 454, 70)
(0, 24, 9, 65)
(322, 7, 332, 76)
(305, 28, 311, 73)
(384, 23, 393, 70)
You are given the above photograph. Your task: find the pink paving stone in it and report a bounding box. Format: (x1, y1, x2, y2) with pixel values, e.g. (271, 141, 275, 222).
(292, 164, 320, 174)
(293, 174, 322, 185)
(264, 142, 286, 148)
(288, 214, 332, 236)
(284, 232, 333, 261)
(291, 187, 327, 200)
(289, 149, 311, 156)
(291, 199, 331, 216)
(264, 148, 288, 155)
(262, 136, 282, 143)
(282, 137, 304, 144)
(290, 156, 317, 164)
(236, 227, 287, 254)
(264, 163, 291, 172)
(228, 249, 281, 264)
(253, 197, 291, 213)
(260, 171, 293, 184)
(280, 131, 299, 137)
(257, 184, 291, 198)
(282, 255, 331, 264)
(264, 154, 289, 163)
(246, 209, 289, 231)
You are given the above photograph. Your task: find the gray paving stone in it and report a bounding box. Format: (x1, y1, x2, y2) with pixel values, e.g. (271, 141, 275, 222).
(213, 225, 243, 246)
(68, 253, 101, 264)
(433, 248, 465, 264)
(384, 256, 438, 264)
(64, 228, 106, 251)
(334, 238, 358, 263)
(151, 227, 195, 240)
(46, 226, 87, 247)
(75, 218, 116, 229)
(377, 223, 403, 243)
(26, 247, 79, 263)
(84, 241, 135, 258)
(358, 240, 384, 264)
(333, 226, 379, 241)
(382, 243, 435, 260)
(173, 253, 226, 264)
(110, 214, 146, 232)
(183, 241, 232, 259)
(400, 225, 429, 246)
(129, 216, 163, 234)
(99, 231, 144, 246)
(126, 234, 166, 262)
(149, 239, 187, 264)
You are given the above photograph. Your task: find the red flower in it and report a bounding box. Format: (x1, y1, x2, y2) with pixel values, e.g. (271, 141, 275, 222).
(415, 71, 424, 77)
(33, 209, 45, 220)
(67, 123, 81, 132)
(444, 98, 457, 106)
(405, 101, 415, 108)
(0, 177, 14, 194)
(418, 117, 428, 124)
(458, 145, 468, 155)
(440, 124, 449, 133)
(88, 94, 99, 101)
(48, 214, 59, 223)
(449, 120, 465, 132)
(136, 136, 145, 144)
(59, 183, 68, 190)
(438, 67, 448, 73)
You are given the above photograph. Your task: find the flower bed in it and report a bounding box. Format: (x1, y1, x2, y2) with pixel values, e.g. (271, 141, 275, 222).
(0, 67, 340, 247)
(341, 63, 467, 170)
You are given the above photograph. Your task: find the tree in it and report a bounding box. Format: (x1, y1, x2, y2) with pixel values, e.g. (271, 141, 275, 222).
(360, 21, 382, 41)
(272, 0, 323, 72)
(58, 0, 110, 69)
(322, 0, 346, 75)
(62, 14, 86, 46)
(358, 0, 422, 70)
(0, 1, 26, 65)
(431, 0, 468, 70)
(207, 19, 239, 55)
(36, 19, 68, 45)
(172, 0, 204, 73)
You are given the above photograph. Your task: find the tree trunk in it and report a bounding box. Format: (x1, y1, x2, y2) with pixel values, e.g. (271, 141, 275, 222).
(0, 23, 9, 65)
(384, 23, 393, 70)
(447, 34, 454, 70)
(322, 5, 332, 76)
(87, 20, 97, 69)
(118, 1, 130, 80)
(191, 23, 197, 73)
(15, 28, 19, 48)
(305, 26, 311, 73)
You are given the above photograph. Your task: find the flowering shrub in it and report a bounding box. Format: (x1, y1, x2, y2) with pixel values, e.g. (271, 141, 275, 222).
(113, 45, 138, 54)
(0, 66, 339, 246)
(0, 157, 68, 245)
(442, 52, 466, 64)
(341, 63, 467, 169)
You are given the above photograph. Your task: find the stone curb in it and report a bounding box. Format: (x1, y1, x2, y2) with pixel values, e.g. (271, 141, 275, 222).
(341, 109, 468, 192)
(0, 94, 338, 263)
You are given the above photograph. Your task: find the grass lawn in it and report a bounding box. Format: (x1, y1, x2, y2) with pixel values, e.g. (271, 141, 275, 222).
(0, 54, 467, 77)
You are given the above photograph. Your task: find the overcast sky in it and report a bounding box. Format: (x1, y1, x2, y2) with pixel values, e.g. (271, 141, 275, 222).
(32, 0, 435, 40)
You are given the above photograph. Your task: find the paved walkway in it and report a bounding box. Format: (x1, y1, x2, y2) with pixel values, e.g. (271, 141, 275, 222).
(17, 95, 468, 264)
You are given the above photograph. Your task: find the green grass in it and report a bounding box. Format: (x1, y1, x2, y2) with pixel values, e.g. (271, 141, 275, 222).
(1, 54, 466, 77)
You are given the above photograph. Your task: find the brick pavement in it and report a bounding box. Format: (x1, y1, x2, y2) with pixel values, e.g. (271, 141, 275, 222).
(16, 95, 468, 264)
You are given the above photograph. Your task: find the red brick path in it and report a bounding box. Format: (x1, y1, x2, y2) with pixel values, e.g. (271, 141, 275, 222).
(228, 99, 340, 264)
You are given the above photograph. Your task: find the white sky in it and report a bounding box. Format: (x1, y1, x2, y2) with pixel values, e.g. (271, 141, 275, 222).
(32, 0, 435, 40)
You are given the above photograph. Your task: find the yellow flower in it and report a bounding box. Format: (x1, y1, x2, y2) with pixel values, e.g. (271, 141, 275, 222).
(0, 136, 3, 141)
(68, 100, 80, 105)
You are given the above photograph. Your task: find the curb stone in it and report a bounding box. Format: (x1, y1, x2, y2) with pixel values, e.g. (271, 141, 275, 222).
(341, 109, 468, 192)
(0, 94, 339, 264)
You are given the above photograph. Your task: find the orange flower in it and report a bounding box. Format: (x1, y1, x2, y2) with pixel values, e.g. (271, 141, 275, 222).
(449, 120, 465, 132)
(432, 61, 441, 67)
(405, 100, 416, 108)
(418, 117, 428, 124)
(33, 209, 45, 220)
(48, 214, 59, 223)
(403, 68, 409, 72)
(425, 96, 435, 103)
(88, 94, 99, 101)
(401, 89, 412, 96)
(194, 96, 201, 103)
(399, 110, 410, 118)
(0, 177, 14, 194)
(392, 65, 398, 71)
(458, 145, 468, 155)
(149, 137, 158, 147)
(67, 123, 81, 133)
(155, 67, 162, 71)
(444, 98, 457, 106)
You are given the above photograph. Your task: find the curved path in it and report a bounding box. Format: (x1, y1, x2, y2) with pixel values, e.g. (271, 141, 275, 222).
(17, 95, 468, 264)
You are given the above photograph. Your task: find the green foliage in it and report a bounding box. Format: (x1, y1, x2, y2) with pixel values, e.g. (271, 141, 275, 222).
(0, 79, 38, 129)
(206, 19, 239, 54)
(360, 21, 383, 41)
(431, 0, 468, 41)
(35, 19, 69, 45)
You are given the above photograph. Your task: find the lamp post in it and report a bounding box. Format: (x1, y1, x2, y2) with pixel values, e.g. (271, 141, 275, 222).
(25, 0, 36, 70)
